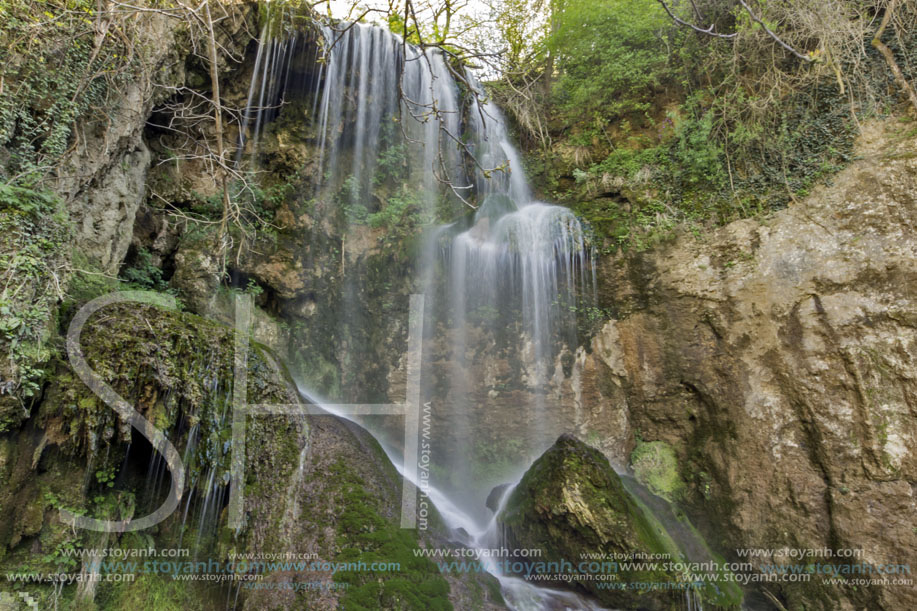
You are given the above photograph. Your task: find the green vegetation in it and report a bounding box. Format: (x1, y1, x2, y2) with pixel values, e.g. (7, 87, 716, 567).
(369, 187, 424, 247)
(548, 0, 668, 126)
(0, 298, 307, 603)
(66, 251, 119, 304)
(185, 178, 288, 233)
(120, 247, 166, 291)
(330, 459, 453, 611)
(491, 0, 917, 250)
(0, 0, 139, 185)
(374, 138, 409, 186)
(0, 184, 67, 428)
(630, 438, 684, 501)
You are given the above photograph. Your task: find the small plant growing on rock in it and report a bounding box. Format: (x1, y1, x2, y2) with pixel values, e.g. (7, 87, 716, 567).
(630, 438, 684, 501)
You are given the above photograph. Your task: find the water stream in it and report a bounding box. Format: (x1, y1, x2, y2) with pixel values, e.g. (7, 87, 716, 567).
(297, 385, 607, 610)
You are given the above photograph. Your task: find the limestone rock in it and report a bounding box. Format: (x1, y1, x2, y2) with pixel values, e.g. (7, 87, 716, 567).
(575, 120, 917, 611)
(71, 143, 151, 274)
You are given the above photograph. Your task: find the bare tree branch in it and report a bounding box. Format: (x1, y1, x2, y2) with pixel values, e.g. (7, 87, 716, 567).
(737, 0, 812, 62)
(872, 0, 917, 112)
(656, 0, 737, 39)
(657, 0, 816, 63)
(202, 0, 235, 264)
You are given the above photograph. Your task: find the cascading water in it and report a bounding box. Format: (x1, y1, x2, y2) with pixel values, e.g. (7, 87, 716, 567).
(311, 24, 464, 202)
(237, 17, 600, 610)
(432, 99, 594, 521)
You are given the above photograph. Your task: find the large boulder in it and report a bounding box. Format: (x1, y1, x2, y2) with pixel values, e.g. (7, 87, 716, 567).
(498, 434, 682, 610)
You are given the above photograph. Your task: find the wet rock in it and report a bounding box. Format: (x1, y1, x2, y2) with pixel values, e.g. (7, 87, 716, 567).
(498, 434, 680, 610)
(485, 483, 511, 513)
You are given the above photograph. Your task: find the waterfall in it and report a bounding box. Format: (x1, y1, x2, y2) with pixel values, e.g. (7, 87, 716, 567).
(309, 23, 464, 201)
(435, 100, 594, 518)
(236, 22, 306, 167)
(237, 18, 596, 610)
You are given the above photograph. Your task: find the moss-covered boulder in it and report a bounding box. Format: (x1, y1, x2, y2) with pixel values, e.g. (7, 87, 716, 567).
(498, 434, 682, 610)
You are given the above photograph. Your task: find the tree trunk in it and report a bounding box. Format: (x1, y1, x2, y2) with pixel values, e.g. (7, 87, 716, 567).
(204, 0, 232, 262)
(872, 0, 917, 113)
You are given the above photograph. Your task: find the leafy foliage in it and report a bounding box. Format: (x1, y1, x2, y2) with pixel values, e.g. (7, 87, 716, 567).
(0, 0, 137, 185)
(0, 184, 66, 424)
(548, 0, 669, 126)
(368, 187, 421, 231)
(494, 0, 917, 250)
(120, 247, 166, 291)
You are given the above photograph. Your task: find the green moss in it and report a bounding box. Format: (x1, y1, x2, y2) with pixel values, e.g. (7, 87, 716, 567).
(43, 301, 271, 470)
(329, 459, 453, 611)
(1, 294, 314, 605)
(96, 574, 215, 610)
(630, 439, 684, 501)
(499, 434, 680, 608)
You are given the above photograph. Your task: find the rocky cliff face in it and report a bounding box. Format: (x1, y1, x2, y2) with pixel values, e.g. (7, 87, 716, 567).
(0, 1, 259, 433)
(559, 120, 917, 610)
(61, 7, 256, 275)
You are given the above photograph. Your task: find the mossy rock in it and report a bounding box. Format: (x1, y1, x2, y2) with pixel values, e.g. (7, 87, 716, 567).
(498, 434, 682, 610)
(630, 440, 684, 501)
